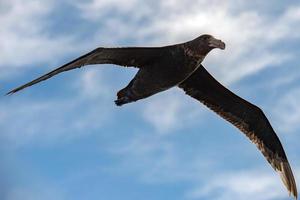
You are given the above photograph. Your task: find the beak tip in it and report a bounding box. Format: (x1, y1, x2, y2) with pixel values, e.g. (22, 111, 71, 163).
(208, 39, 226, 50)
(218, 40, 226, 50)
(221, 43, 226, 50)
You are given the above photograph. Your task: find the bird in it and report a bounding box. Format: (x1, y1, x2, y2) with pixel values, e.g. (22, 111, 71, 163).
(7, 34, 225, 106)
(7, 34, 297, 199)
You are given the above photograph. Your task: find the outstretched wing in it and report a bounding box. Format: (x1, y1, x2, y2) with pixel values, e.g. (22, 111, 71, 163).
(7, 47, 166, 94)
(179, 66, 297, 199)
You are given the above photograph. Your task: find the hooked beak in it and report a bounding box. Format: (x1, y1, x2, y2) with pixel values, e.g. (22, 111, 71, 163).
(208, 38, 226, 50)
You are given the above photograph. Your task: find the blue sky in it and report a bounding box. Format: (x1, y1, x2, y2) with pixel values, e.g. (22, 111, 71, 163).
(1, 0, 300, 200)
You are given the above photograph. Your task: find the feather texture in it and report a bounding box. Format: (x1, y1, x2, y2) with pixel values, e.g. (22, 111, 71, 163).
(6, 47, 165, 95)
(179, 66, 297, 199)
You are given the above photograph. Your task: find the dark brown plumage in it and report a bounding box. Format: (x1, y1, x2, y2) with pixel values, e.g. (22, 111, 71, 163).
(7, 34, 225, 106)
(7, 34, 297, 199)
(179, 66, 297, 199)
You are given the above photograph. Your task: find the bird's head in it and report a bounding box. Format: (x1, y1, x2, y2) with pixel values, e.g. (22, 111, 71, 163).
(186, 34, 225, 57)
(198, 34, 226, 50)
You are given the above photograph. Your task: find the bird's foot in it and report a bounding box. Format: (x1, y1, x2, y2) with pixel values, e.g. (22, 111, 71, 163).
(114, 96, 131, 106)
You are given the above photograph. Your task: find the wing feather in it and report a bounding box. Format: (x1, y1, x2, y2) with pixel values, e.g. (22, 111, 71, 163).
(179, 66, 297, 199)
(7, 47, 166, 94)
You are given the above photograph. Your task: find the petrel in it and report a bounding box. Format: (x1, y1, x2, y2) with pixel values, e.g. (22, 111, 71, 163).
(7, 34, 297, 198)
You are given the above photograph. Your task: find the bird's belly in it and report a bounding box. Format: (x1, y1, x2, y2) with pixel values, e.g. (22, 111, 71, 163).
(132, 61, 200, 98)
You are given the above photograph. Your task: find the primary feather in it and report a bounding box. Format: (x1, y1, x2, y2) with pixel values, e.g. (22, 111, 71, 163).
(179, 66, 297, 199)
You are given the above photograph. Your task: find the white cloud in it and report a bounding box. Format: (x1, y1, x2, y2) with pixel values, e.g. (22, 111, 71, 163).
(76, 0, 142, 20)
(0, 71, 113, 148)
(141, 89, 204, 133)
(76, 0, 300, 84)
(108, 129, 299, 199)
(270, 6, 300, 40)
(109, 133, 215, 184)
(0, 0, 78, 79)
(3, 0, 300, 135)
(72, 0, 300, 133)
(3, 1, 299, 88)
(186, 170, 289, 200)
(1, 2, 299, 200)
(272, 88, 300, 133)
(75, 68, 112, 98)
(0, 99, 78, 147)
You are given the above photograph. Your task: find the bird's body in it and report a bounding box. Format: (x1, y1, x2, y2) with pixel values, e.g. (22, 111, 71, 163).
(7, 34, 297, 199)
(115, 42, 206, 105)
(7, 35, 224, 105)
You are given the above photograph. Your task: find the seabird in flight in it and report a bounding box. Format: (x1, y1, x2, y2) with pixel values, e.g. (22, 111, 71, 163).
(7, 34, 297, 199)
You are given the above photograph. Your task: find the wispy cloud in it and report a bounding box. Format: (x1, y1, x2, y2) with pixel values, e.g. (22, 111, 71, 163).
(272, 88, 300, 133)
(74, 68, 112, 98)
(108, 130, 299, 199)
(3, 0, 300, 136)
(1, 2, 299, 199)
(186, 169, 291, 200)
(109, 133, 215, 184)
(71, 0, 300, 134)
(0, 70, 113, 148)
(141, 89, 205, 133)
(76, 1, 300, 84)
(0, 0, 79, 79)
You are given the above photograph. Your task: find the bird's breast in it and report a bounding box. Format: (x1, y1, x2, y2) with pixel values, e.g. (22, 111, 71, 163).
(158, 55, 203, 86)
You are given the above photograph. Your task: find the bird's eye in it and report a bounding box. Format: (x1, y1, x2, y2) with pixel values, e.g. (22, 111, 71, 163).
(204, 36, 210, 40)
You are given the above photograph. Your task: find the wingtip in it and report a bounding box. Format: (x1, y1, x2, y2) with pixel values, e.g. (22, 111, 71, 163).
(279, 161, 298, 199)
(6, 86, 25, 96)
(5, 91, 13, 96)
(6, 90, 16, 96)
